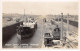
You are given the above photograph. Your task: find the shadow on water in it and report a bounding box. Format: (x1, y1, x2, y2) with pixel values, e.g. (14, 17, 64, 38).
(2, 22, 21, 47)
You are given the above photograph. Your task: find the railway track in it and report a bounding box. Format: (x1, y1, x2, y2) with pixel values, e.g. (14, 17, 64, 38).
(66, 38, 77, 48)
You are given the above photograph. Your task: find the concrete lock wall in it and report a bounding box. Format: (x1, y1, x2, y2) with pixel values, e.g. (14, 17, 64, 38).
(2, 22, 21, 46)
(55, 19, 78, 27)
(63, 19, 78, 27)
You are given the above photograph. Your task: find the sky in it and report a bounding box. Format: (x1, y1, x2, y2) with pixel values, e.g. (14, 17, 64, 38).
(3, 2, 78, 15)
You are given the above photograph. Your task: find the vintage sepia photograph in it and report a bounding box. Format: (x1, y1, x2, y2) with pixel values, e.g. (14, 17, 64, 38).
(2, 1, 78, 48)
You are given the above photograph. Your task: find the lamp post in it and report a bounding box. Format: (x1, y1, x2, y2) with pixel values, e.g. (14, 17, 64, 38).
(61, 13, 63, 41)
(60, 13, 64, 46)
(67, 13, 69, 38)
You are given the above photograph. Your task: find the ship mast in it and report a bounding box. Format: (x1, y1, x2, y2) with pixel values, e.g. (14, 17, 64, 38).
(24, 9, 25, 17)
(23, 9, 25, 22)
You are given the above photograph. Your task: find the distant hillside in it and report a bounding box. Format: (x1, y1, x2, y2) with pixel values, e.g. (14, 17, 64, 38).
(3, 13, 41, 18)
